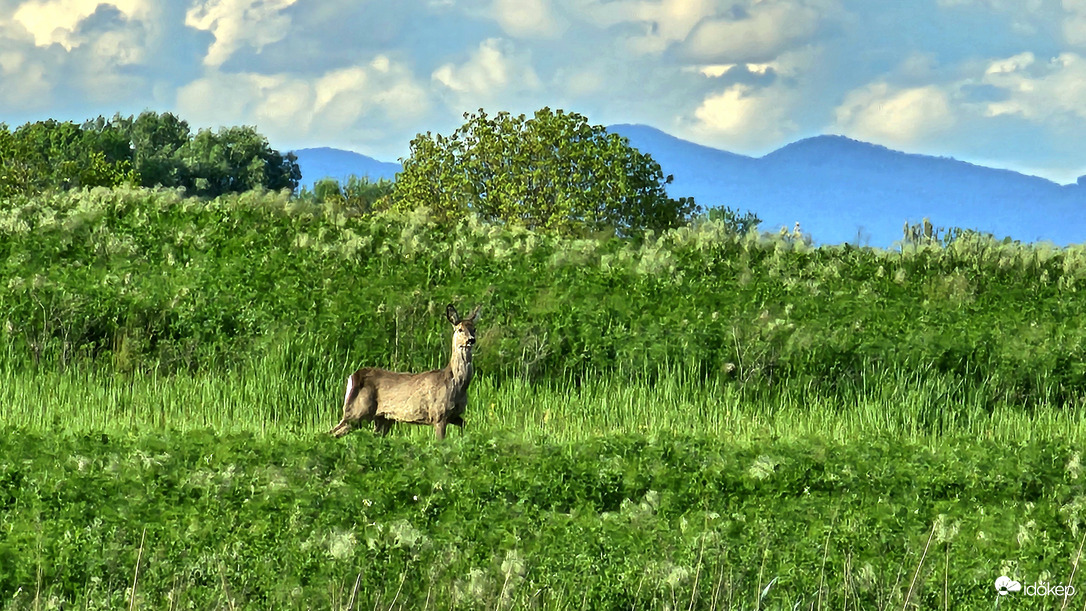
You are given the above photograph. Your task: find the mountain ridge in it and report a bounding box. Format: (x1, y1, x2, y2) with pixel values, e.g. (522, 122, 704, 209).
(291, 147, 400, 187)
(610, 125, 1083, 245)
(292, 126, 1086, 246)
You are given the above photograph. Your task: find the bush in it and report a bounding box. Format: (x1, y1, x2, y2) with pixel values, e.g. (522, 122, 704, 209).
(391, 108, 699, 236)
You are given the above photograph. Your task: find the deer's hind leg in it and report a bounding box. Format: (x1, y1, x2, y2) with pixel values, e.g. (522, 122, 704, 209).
(330, 373, 377, 438)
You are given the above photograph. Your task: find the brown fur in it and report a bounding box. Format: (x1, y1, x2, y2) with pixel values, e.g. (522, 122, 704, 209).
(329, 304, 480, 440)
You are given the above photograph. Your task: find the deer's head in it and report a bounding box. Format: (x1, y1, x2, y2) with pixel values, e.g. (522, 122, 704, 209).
(447, 304, 481, 354)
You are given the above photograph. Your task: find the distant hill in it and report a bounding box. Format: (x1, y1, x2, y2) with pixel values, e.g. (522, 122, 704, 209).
(611, 124, 1086, 246)
(292, 147, 400, 189)
(293, 128, 1086, 246)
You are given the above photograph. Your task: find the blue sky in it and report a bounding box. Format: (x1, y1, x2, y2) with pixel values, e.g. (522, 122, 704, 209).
(3, 0, 1086, 183)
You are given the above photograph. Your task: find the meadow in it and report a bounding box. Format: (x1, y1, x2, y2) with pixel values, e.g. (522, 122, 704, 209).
(1, 187, 1085, 608)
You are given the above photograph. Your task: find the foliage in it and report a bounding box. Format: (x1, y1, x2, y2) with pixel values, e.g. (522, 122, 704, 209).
(88, 111, 192, 188)
(392, 108, 700, 236)
(0, 112, 300, 198)
(6, 360, 1086, 445)
(902, 217, 996, 247)
(298, 175, 394, 217)
(2, 187, 1086, 408)
(2, 183, 1083, 609)
(0, 120, 137, 197)
(0, 432, 1081, 609)
(174, 125, 301, 197)
(695, 205, 762, 235)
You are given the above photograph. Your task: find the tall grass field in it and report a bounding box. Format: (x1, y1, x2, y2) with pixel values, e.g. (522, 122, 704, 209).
(1, 187, 1084, 609)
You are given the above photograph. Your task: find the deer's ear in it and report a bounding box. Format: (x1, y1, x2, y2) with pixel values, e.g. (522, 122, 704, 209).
(467, 305, 481, 323)
(446, 304, 460, 325)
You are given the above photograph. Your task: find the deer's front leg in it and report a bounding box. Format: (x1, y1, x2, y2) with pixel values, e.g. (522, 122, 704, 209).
(374, 417, 392, 436)
(434, 419, 448, 440)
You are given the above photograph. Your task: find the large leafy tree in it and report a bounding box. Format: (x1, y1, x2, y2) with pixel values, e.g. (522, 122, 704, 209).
(391, 108, 699, 236)
(176, 126, 301, 197)
(93, 111, 192, 188)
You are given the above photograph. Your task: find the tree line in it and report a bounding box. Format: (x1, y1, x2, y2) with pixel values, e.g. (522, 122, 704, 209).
(0, 111, 300, 198)
(3, 107, 759, 237)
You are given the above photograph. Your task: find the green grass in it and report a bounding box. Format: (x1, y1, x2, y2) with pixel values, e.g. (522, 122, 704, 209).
(1, 429, 1082, 610)
(5, 187, 1086, 409)
(4, 187, 1086, 608)
(3, 346, 1083, 610)
(4, 358, 1085, 446)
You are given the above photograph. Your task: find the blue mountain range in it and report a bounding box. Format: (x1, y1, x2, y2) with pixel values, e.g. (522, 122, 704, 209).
(291, 147, 400, 186)
(292, 125, 1086, 247)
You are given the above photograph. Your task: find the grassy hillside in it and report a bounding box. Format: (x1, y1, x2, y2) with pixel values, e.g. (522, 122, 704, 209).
(2, 186, 1085, 404)
(2, 187, 1085, 609)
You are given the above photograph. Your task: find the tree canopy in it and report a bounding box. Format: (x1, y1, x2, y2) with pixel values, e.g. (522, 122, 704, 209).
(302, 175, 394, 217)
(0, 119, 137, 197)
(391, 108, 699, 236)
(0, 112, 300, 198)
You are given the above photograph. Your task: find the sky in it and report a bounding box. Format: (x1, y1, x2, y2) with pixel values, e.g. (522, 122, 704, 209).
(2, 0, 1086, 184)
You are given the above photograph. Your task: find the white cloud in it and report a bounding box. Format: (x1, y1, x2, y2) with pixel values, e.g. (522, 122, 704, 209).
(432, 38, 541, 97)
(11, 0, 149, 49)
(185, 0, 298, 67)
(937, 0, 1042, 8)
(0, 0, 158, 109)
(1063, 0, 1086, 45)
(84, 26, 144, 65)
(176, 56, 429, 152)
(1065, 16, 1086, 45)
(492, 0, 565, 38)
(691, 62, 778, 77)
(982, 52, 1086, 121)
(573, 0, 717, 55)
(176, 71, 283, 126)
(689, 83, 798, 148)
(573, 0, 833, 60)
(313, 61, 429, 128)
(370, 54, 390, 73)
(694, 64, 736, 77)
(984, 51, 1035, 77)
(552, 66, 604, 96)
(834, 83, 956, 144)
(685, 1, 824, 63)
(677, 47, 819, 150)
(0, 49, 51, 108)
(312, 67, 366, 120)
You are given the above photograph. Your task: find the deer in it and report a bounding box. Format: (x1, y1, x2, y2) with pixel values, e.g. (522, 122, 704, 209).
(330, 304, 481, 440)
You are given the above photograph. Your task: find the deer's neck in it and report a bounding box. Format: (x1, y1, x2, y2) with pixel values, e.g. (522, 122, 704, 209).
(447, 345, 474, 389)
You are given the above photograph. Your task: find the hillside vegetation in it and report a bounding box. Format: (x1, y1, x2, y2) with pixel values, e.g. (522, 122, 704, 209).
(3, 432, 1081, 609)
(3, 186, 1085, 610)
(1, 186, 1083, 406)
